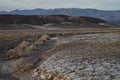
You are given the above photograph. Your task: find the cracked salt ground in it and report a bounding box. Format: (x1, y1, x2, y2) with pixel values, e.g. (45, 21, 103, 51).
(32, 33, 120, 80)
(39, 51, 120, 80)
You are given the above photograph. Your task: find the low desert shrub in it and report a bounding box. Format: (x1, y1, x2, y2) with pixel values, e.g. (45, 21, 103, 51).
(34, 40, 45, 45)
(5, 49, 17, 59)
(18, 41, 31, 49)
(5, 48, 24, 59)
(13, 63, 33, 75)
(5, 41, 36, 59)
(34, 35, 49, 45)
(40, 35, 49, 41)
(26, 45, 36, 51)
(32, 68, 67, 80)
(12, 58, 34, 75)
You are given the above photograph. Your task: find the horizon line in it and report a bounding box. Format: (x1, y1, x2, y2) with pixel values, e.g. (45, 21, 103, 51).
(0, 8, 120, 12)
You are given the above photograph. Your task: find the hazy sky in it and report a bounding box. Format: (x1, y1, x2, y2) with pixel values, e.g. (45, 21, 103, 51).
(0, 0, 120, 11)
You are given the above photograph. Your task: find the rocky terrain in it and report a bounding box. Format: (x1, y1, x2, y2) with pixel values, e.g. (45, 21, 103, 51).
(32, 32, 120, 80)
(0, 14, 120, 80)
(0, 28, 120, 80)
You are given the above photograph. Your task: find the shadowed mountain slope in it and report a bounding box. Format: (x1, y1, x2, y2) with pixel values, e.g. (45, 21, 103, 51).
(0, 8, 120, 24)
(0, 15, 106, 25)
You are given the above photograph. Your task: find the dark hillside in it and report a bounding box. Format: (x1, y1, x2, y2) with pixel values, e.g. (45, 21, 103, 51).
(0, 15, 106, 25)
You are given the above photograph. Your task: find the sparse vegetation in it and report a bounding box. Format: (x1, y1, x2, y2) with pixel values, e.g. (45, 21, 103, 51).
(34, 35, 49, 45)
(40, 35, 49, 40)
(95, 41, 120, 46)
(5, 48, 24, 59)
(5, 41, 36, 59)
(34, 40, 45, 45)
(13, 63, 33, 75)
(26, 45, 36, 51)
(0, 28, 120, 80)
(18, 41, 31, 49)
(12, 58, 34, 75)
(5, 49, 17, 59)
(32, 68, 67, 80)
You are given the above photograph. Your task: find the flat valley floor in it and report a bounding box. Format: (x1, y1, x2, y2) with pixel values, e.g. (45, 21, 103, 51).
(0, 28, 120, 80)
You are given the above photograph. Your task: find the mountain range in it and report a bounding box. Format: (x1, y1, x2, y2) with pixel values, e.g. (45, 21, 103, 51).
(0, 8, 120, 24)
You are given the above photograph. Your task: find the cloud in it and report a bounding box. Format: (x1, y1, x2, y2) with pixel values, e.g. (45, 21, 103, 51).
(0, 0, 120, 11)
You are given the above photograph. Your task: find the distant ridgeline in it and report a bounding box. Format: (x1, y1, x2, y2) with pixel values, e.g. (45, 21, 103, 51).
(0, 8, 120, 24)
(0, 15, 106, 25)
